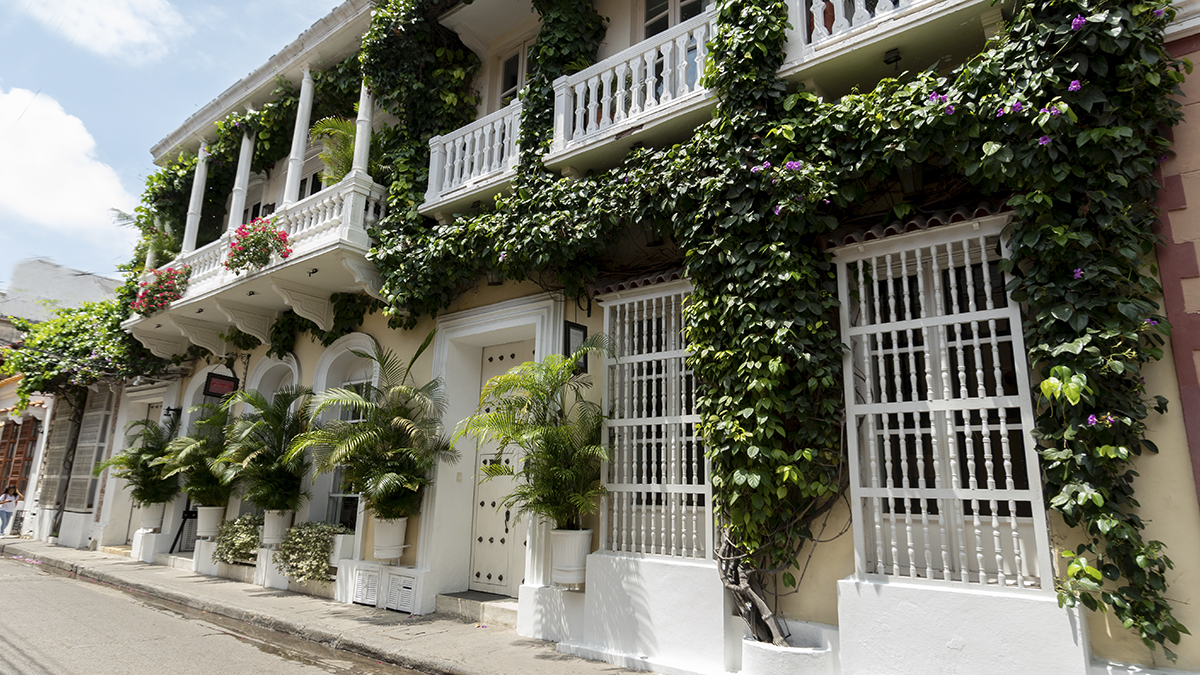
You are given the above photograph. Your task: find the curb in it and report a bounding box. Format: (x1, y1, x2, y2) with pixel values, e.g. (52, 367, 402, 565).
(0, 542, 488, 675)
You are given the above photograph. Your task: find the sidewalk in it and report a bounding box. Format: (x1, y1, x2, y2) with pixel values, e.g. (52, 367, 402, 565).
(0, 539, 632, 675)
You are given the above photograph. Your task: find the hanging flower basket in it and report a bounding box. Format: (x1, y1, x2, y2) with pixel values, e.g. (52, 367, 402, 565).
(131, 266, 191, 316)
(225, 217, 293, 274)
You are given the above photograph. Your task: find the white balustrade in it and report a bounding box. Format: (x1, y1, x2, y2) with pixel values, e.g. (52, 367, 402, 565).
(425, 101, 522, 207)
(807, 0, 914, 45)
(835, 220, 1052, 590)
(159, 177, 387, 301)
(600, 283, 711, 561)
(552, 9, 715, 154)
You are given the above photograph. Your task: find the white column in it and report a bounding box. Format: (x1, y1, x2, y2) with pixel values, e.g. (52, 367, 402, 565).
(282, 66, 315, 207)
(348, 81, 374, 179)
(226, 131, 256, 232)
(182, 141, 209, 254)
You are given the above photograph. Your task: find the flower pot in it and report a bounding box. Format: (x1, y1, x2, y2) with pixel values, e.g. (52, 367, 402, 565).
(373, 516, 408, 559)
(329, 533, 355, 566)
(551, 528, 592, 586)
(139, 503, 165, 532)
(261, 510, 292, 546)
(195, 506, 225, 539)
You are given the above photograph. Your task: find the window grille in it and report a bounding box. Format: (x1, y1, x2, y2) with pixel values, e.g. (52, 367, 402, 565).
(600, 281, 711, 559)
(834, 219, 1052, 589)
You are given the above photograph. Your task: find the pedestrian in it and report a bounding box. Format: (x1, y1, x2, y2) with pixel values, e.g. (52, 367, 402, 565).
(0, 486, 21, 536)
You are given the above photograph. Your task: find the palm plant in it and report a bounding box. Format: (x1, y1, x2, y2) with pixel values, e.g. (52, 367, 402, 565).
(459, 334, 614, 530)
(99, 414, 181, 507)
(159, 403, 239, 507)
(219, 386, 313, 513)
(289, 333, 456, 521)
(309, 117, 382, 185)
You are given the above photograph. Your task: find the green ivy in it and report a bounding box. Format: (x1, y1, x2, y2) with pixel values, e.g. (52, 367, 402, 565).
(264, 293, 382, 360)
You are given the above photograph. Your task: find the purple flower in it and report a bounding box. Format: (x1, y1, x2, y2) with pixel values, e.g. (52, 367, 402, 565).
(762, 161, 771, 169)
(996, 107, 1006, 117)
(1069, 80, 1082, 92)
(1145, 318, 1159, 326)
(750, 166, 761, 173)
(773, 206, 781, 216)
(1107, 415, 1115, 424)
(945, 105, 955, 115)
(1160, 155, 1169, 163)
(1012, 101, 1023, 112)
(1088, 414, 1098, 425)
(1050, 107, 1061, 117)
(1039, 135, 1052, 146)
(1073, 268, 1083, 279)
(823, 199, 831, 204)
(929, 92, 940, 103)
(499, 252, 507, 262)
(1071, 14, 1086, 30)
(1154, 8, 1165, 17)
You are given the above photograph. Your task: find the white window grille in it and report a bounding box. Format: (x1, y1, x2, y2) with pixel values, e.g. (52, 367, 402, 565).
(600, 280, 712, 560)
(834, 218, 1052, 589)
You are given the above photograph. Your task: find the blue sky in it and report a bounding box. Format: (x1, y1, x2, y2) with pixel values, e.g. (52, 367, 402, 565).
(0, 0, 344, 290)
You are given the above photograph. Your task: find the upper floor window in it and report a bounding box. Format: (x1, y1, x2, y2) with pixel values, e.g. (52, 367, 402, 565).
(495, 38, 535, 111)
(644, 0, 710, 38)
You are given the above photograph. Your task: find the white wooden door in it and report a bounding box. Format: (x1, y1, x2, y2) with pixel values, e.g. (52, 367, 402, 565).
(469, 340, 534, 595)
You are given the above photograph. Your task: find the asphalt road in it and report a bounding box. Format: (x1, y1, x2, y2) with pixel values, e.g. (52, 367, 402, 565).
(0, 556, 420, 675)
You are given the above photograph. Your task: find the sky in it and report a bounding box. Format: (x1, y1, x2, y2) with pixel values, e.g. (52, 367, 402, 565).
(0, 0, 346, 290)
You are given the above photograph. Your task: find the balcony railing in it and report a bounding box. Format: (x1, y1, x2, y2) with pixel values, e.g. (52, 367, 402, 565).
(550, 9, 715, 159)
(168, 175, 387, 301)
(424, 101, 522, 210)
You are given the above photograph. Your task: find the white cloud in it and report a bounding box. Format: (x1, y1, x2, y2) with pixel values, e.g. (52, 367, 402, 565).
(0, 88, 137, 256)
(16, 0, 189, 63)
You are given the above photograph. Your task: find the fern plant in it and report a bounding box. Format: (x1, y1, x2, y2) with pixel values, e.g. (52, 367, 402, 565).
(219, 386, 313, 513)
(458, 334, 613, 530)
(98, 414, 180, 507)
(159, 403, 239, 507)
(289, 332, 456, 520)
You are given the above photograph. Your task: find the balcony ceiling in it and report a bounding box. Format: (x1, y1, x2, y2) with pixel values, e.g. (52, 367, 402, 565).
(439, 0, 538, 57)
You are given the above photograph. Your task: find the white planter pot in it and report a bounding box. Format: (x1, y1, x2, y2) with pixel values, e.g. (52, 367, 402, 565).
(551, 528, 592, 586)
(195, 506, 225, 539)
(329, 533, 355, 566)
(261, 510, 292, 546)
(139, 503, 165, 532)
(373, 516, 408, 559)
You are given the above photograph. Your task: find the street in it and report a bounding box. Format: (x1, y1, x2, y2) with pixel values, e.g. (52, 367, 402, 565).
(0, 556, 419, 675)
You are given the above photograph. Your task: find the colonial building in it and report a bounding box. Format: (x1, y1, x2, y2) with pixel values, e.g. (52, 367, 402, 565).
(75, 1, 1200, 674)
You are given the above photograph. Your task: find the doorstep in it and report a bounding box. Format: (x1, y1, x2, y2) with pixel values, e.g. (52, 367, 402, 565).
(436, 590, 519, 628)
(99, 545, 132, 557)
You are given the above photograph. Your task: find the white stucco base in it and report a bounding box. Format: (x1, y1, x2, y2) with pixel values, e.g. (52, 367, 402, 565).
(57, 511, 92, 549)
(517, 584, 585, 643)
(740, 620, 839, 675)
(131, 530, 165, 563)
(837, 577, 1090, 675)
(254, 547, 288, 589)
(556, 553, 726, 675)
(192, 540, 218, 576)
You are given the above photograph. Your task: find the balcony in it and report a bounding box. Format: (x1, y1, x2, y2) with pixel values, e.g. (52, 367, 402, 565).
(420, 101, 522, 222)
(123, 174, 388, 359)
(544, 8, 717, 173)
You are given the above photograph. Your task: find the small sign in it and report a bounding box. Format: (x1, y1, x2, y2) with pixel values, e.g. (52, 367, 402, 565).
(203, 372, 239, 398)
(564, 321, 588, 373)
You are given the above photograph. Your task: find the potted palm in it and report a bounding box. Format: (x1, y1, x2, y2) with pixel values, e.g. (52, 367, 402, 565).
(219, 386, 313, 545)
(160, 403, 239, 539)
(290, 332, 456, 560)
(99, 413, 181, 532)
(459, 334, 612, 586)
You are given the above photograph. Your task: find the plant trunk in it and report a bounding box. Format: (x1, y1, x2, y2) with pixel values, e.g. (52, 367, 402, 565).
(49, 390, 86, 539)
(718, 536, 790, 647)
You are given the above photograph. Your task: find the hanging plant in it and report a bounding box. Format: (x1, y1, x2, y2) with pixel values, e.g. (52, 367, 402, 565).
(130, 266, 192, 316)
(225, 217, 293, 274)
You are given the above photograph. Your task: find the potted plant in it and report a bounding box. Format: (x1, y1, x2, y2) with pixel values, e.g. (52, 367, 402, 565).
(219, 386, 313, 545)
(160, 403, 239, 539)
(130, 266, 191, 316)
(224, 217, 292, 274)
(98, 413, 181, 532)
(273, 521, 352, 584)
(213, 513, 263, 564)
(459, 334, 613, 586)
(290, 332, 456, 560)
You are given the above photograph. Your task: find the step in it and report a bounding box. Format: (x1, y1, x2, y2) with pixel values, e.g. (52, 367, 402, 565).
(99, 545, 132, 557)
(153, 551, 194, 570)
(435, 591, 519, 628)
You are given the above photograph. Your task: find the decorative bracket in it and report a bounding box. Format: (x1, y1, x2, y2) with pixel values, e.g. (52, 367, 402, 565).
(270, 279, 333, 331)
(130, 330, 191, 360)
(340, 255, 384, 300)
(214, 301, 277, 345)
(170, 316, 229, 357)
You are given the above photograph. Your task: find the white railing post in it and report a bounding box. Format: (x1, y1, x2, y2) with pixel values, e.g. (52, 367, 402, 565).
(552, 76, 572, 154)
(426, 137, 446, 204)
